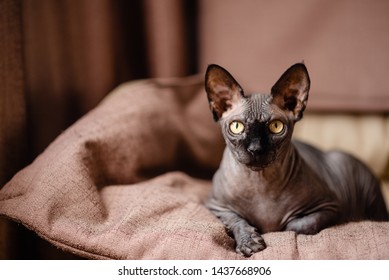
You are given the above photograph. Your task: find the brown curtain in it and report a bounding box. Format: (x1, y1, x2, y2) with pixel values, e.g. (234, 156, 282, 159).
(0, 0, 26, 191)
(23, 0, 198, 161)
(0, 0, 26, 259)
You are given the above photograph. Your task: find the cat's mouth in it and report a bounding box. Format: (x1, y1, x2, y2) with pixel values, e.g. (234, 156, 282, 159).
(240, 153, 276, 170)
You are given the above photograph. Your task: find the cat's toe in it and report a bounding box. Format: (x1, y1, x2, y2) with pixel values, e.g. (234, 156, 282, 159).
(236, 233, 266, 257)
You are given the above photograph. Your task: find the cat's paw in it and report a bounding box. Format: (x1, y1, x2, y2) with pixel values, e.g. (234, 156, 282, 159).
(235, 231, 266, 257)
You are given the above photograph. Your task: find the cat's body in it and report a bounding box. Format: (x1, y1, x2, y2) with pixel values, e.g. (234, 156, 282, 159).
(205, 63, 388, 256)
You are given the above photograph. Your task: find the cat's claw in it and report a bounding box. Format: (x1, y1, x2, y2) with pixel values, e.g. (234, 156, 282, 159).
(236, 232, 266, 257)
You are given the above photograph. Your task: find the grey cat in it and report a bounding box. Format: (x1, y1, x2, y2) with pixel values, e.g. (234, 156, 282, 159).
(205, 63, 388, 257)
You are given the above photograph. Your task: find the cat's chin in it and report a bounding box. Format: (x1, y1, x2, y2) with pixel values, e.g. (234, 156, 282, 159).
(246, 162, 272, 171)
(232, 150, 276, 170)
(244, 154, 276, 171)
(237, 156, 274, 170)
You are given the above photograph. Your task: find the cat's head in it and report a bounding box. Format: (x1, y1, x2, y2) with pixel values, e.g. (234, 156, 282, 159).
(205, 63, 310, 170)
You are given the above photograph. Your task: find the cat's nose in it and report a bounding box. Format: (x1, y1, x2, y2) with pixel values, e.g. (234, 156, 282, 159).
(247, 139, 262, 155)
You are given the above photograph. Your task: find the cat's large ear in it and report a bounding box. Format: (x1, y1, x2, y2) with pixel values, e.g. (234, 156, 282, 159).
(205, 64, 245, 121)
(271, 63, 310, 121)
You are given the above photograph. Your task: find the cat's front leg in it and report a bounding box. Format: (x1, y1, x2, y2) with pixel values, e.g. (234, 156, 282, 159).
(207, 200, 266, 256)
(231, 219, 267, 256)
(285, 210, 337, 234)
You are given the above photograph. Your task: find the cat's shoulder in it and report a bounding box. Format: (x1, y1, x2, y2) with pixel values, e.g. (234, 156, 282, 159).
(292, 139, 323, 158)
(292, 139, 364, 169)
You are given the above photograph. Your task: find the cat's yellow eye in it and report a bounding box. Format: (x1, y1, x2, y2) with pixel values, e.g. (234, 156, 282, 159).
(229, 121, 245, 134)
(268, 120, 284, 134)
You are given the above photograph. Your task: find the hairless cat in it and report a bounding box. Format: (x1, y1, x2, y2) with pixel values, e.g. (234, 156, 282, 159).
(205, 63, 388, 257)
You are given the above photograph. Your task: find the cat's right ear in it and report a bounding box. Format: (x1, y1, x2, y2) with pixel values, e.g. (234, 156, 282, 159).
(270, 63, 310, 121)
(205, 64, 244, 121)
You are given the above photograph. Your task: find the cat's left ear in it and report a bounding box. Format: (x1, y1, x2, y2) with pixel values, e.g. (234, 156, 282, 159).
(205, 64, 245, 121)
(271, 63, 310, 121)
